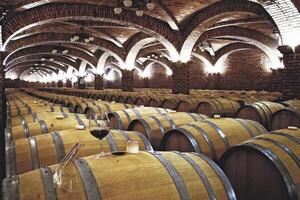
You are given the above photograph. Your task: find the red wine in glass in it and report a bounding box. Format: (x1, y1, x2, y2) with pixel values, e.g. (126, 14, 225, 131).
(90, 129, 110, 140)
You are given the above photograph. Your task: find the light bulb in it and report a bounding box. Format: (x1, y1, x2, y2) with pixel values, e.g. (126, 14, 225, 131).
(136, 10, 144, 17)
(73, 35, 79, 40)
(89, 36, 94, 41)
(114, 7, 123, 15)
(62, 50, 68, 54)
(147, 2, 155, 10)
(84, 38, 90, 43)
(52, 49, 57, 54)
(123, 0, 132, 7)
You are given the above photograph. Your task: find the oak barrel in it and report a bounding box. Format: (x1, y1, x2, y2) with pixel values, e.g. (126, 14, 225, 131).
(128, 112, 207, 150)
(237, 101, 285, 129)
(271, 107, 300, 130)
(6, 129, 152, 176)
(220, 128, 300, 200)
(3, 151, 236, 200)
(5, 117, 98, 142)
(197, 98, 240, 117)
(108, 107, 173, 130)
(160, 118, 267, 161)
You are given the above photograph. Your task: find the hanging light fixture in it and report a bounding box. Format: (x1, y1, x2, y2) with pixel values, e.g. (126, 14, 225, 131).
(123, 0, 133, 7)
(114, 7, 123, 15)
(114, 0, 155, 17)
(52, 49, 58, 54)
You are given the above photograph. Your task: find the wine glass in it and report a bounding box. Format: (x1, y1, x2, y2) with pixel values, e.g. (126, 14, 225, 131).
(90, 120, 110, 158)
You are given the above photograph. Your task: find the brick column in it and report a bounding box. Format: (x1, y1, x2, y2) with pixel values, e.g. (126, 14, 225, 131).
(77, 77, 86, 89)
(51, 81, 56, 87)
(94, 74, 103, 90)
(171, 62, 190, 94)
(57, 80, 63, 88)
(66, 79, 72, 88)
(0, 52, 6, 191)
(121, 69, 134, 92)
(278, 45, 300, 99)
(143, 77, 150, 88)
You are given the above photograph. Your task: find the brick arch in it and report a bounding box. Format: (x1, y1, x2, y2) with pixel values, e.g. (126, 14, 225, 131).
(214, 42, 259, 63)
(18, 67, 59, 79)
(191, 52, 214, 69)
(10, 65, 60, 79)
(97, 52, 125, 75)
(195, 26, 281, 69)
(180, 0, 276, 62)
(2, 3, 179, 61)
(6, 53, 79, 71)
(6, 60, 69, 73)
(143, 60, 173, 77)
(137, 43, 166, 58)
(7, 32, 126, 58)
(5, 45, 98, 67)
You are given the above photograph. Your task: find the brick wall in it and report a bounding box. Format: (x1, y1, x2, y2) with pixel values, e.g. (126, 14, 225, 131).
(121, 69, 134, 92)
(172, 62, 191, 94)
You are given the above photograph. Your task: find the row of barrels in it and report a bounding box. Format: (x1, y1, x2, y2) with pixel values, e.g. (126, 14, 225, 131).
(4, 127, 299, 200)
(41, 87, 282, 102)
(26, 89, 300, 132)
(7, 90, 299, 199)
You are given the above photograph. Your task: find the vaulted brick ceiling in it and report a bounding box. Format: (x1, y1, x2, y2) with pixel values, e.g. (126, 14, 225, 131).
(0, 0, 299, 80)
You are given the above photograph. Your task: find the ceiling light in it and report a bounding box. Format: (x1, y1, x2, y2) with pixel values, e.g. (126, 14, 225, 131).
(123, 0, 132, 7)
(136, 10, 144, 17)
(52, 49, 57, 54)
(84, 38, 90, 43)
(73, 35, 79, 40)
(114, 7, 123, 15)
(147, 3, 155, 10)
(89, 36, 94, 41)
(49, 58, 54, 61)
(62, 50, 69, 54)
(41, 58, 46, 61)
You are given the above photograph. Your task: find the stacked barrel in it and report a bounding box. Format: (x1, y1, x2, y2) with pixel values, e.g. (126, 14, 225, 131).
(3, 89, 299, 200)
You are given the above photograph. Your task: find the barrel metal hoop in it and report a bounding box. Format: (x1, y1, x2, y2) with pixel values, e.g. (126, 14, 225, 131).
(231, 118, 255, 137)
(154, 107, 163, 114)
(213, 99, 224, 115)
(131, 108, 142, 119)
(96, 105, 102, 114)
(187, 124, 216, 160)
(50, 106, 54, 112)
(150, 116, 165, 136)
(194, 153, 237, 200)
(3, 176, 19, 200)
(119, 130, 132, 141)
(177, 128, 202, 154)
(246, 120, 267, 135)
(252, 103, 268, 126)
(32, 113, 39, 122)
(5, 141, 17, 177)
(62, 112, 68, 118)
(186, 113, 199, 121)
(113, 112, 126, 130)
(135, 131, 154, 151)
(202, 120, 231, 149)
(60, 106, 64, 113)
(256, 137, 300, 168)
(40, 167, 57, 200)
(39, 120, 49, 134)
(74, 159, 102, 200)
(104, 104, 112, 114)
(148, 152, 191, 200)
(161, 113, 176, 129)
(22, 123, 30, 138)
(27, 107, 32, 114)
(75, 117, 85, 127)
(106, 133, 118, 152)
(131, 118, 153, 145)
(176, 153, 217, 200)
(28, 136, 40, 170)
(5, 128, 13, 145)
(244, 142, 298, 200)
(20, 116, 26, 125)
(16, 107, 20, 116)
(270, 132, 300, 144)
(51, 132, 66, 162)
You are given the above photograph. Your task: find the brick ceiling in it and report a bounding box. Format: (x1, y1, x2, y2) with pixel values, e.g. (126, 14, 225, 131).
(0, 0, 299, 80)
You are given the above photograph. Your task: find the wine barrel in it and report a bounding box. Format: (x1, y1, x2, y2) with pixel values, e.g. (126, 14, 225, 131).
(5, 117, 98, 142)
(3, 151, 237, 200)
(135, 96, 151, 106)
(84, 103, 134, 119)
(271, 107, 300, 130)
(128, 112, 207, 150)
(7, 112, 87, 128)
(237, 101, 285, 130)
(108, 107, 173, 130)
(125, 96, 136, 104)
(220, 128, 300, 200)
(8, 105, 70, 118)
(160, 118, 267, 161)
(6, 129, 152, 176)
(177, 99, 202, 113)
(162, 98, 180, 110)
(148, 97, 164, 107)
(197, 98, 240, 117)
(117, 95, 126, 103)
(281, 99, 300, 108)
